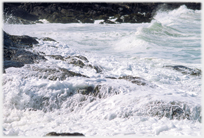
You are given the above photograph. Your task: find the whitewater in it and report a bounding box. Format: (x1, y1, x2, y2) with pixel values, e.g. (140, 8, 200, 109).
(2, 5, 202, 136)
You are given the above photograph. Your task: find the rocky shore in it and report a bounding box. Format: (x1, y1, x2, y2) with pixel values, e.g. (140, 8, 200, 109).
(4, 2, 201, 24)
(3, 31, 201, 99)
(3, 3, 201, 136)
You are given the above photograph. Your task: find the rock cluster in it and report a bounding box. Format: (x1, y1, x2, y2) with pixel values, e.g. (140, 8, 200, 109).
(3, 31, 47, 72)
(164, 65, 201, 76)
(4, 3, 201, 24)
(3, 31, 150, 87)
(3, 30, 201, 123)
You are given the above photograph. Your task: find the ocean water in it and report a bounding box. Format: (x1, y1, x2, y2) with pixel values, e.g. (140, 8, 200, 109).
(2, 5, 202, 136)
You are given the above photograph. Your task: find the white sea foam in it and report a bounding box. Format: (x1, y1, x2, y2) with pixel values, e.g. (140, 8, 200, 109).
(3, 5, 201, 136)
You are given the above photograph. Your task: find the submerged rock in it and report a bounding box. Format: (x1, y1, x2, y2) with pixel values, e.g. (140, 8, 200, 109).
(47, 55, 64, 60)
(119, 75, 147, 86)
(47, 54, 103, 73)
(40, 37, 56, 42)
(30, 66, 89, 81)
(77, 84, 120, 98)
(105, 76, 117, 79)
(164, 65, 201, 76)
(45, 132, 84, 136)
(65, 56, 86, 68)
(77, 86, 94, 95)
(146, 100, 201, 122)
(87, 64, 103, 73)
(74, 55, 89, 62)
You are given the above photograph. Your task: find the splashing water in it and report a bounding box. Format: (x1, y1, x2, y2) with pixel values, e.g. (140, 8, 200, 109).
(3, 5, 201, 136)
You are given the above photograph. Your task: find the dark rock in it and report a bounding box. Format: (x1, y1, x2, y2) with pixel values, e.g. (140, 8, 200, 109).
(4, 60, 24, 69)
(99, 19, 116, 24)
(4, 31, 38, 48)
(65, 56, 86, 68)
(30, 67, 89, 81)
(3, 31, 47, 70)
(47, 55, 64, 60)
(10, 35, 38, 47)
(86, 64, 103, 73)
(77, 84, 120, 98)
(40, 37, 56, 42)
(4, 14, 37, 24)
(74, 55, 89, 62)
(93, 84, 120, 98)
(164, 65, 201, 76)
(11, 50, 46, 64)
(119, 75, 147, 86)
(77, 86, 94, 95)
(47, 54, 102, 73)
(105, 76, 117, 79)
(3, 3, 201, 24)
(93, 65, 103, 73)
(80, 18, 94, 23)
(93, 85, 102, 97)
(5, 49, 47, 67)
(45, 132, 84, 136)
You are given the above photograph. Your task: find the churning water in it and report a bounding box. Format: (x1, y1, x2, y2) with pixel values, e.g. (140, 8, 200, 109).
(2, 5, 202, 136)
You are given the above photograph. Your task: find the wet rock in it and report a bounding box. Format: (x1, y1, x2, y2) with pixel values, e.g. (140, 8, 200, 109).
(87, 64, 103, 73)
(105, 76, 117, 79)
(65, 56, 86, 68)
(94, 84, 120, 98)
(40, 37, 56, 42)
(119, 75, 147, 86)
(4, 31, 38, 48)
(9, 35, 38, 48)
(47, 55, 64, 60)
(48, 54, 102, 73)
(4, 3, 201, 24)
(99, 19, 116, 24)
(77, 84, 119, 98)
(11, 50, 46, 64)
(31, 67, 89, 81)
(74, 55, 89, 62)
(80, 18, 94, 23)
(93, 85, 102, 97)
(45, 132, 84, 136)
(146, 100, 201, 122)
(77, 86, 94, 95)
(4, 60, 24, 69)
(3, 31, 47, 70)
(164, 65, 201, 76)
(93, 65, 103, 73)
(5, 16, 37, 24)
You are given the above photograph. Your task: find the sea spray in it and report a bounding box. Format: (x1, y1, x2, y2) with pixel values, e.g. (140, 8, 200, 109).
(3, 5, 201, 136)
